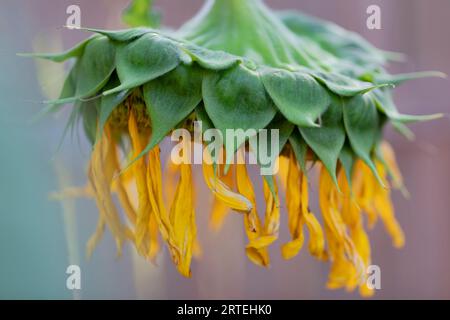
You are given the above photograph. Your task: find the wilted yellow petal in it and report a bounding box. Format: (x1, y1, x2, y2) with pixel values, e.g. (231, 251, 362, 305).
(336, 168, 373, 294)
(246, 247, 270, 267)
(146, 147, 180, 263)
(380, 141, 405, 192)
(300, 159, 326, 259)
(262, 177, 280, 239)
(148, 214, 160, 260)
(281, 236, 304, 260)
(49, 185, 94, 200)
(277, 155, 289, 190)
(128, 111, 152, 256)
(110, 141, 137, 225)
(146, 148, 170, 237)
(88, 128, 126, 255)
(373, 162, 405, 248)
(168, 139, 196, 277)
(247, 235, 278, 250)
(209, 161, 234, 231)
(285, 152, 301, 239)
(86, 216, 105, 259)
(202, 150, 252, 212)
(282, 152, 304, 259)
(319, 166, 365, 290)
(164, 158, 179, 209)
(236, 153, 270, 267)
(354, 160, 405, 249)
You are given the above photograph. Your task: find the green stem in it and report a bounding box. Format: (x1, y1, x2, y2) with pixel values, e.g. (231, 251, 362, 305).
(178, 0, 316, 68)
(209, 0, 261, 11)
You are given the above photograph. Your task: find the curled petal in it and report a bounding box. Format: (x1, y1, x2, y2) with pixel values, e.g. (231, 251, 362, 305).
(202, 150, 252, 212)
(128, 110, 153, 256)
(209, 162, 234, 231)
(170, 162, 196, 277)
(236, 154, 270, 267)
(88, 127, 127, 255)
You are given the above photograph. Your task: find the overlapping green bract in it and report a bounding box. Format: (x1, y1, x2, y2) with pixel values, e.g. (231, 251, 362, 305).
(31, 10, 443, 184)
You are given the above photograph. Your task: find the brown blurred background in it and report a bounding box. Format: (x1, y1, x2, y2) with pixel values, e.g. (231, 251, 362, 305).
(1, 0, 449, 299)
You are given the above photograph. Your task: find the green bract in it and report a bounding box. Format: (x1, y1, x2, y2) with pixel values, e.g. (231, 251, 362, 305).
(30, 0, 443, 183)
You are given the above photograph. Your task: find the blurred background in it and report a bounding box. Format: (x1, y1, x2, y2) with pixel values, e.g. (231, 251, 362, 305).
(0, 0, 449, 299)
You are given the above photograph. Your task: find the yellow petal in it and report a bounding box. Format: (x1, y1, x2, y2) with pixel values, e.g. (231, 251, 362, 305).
(88, 127, 126, 255)
(300, 164, 326, 259)
(146, 148, 180, 262)
(49, 185, 94, 200)
(170, 157, 196, 277)
(86, 216, 105, 259)
(246, 247, 270, 267)
(282, 152, 308, 260)
(146, 148, 170, 238)
(247, 235, 278, 250)
(110, 140, 137, 225)
(281, 236, 304, 260)
(148, 214, 160, 260)
(164, 158, 179, 208)
(128, 111, 152, 256)
(359, 283, 375, 298)
(262, 177, 280, 238)
(319, 166, 365, 289)
(277, 155, 289, 190)
(285, 152, 301, 239)
(380, 141, 405, 191)
(202, 150, 252, 212)
(373, 163, 405, 248)
(236, 154, 270, 267)
(209, 161, 233, 231)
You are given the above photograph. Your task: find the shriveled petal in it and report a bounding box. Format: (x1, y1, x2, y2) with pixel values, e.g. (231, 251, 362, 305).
(146, 147, 181, 262)
(88, 128, 127, 255)
(380, 141, 405, 191)
(262, 177, 280, 239)
(202, 150, 252, 212)
(110, 141, 137, 225)
(128, 111, 153, 256)
(373, 162, 405, 248)
(209, 162, 234, 231)
(281, 236, 304, 260)
(236, 154, 270, 267)
(86, 216, 105, 259)
(170, 163, 196, 277)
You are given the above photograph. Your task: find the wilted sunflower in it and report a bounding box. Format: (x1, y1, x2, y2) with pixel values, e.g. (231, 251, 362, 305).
(28, 0, 444, 296)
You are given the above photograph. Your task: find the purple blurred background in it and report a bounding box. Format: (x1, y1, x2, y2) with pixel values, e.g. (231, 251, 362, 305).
(1, 0, 450, 299)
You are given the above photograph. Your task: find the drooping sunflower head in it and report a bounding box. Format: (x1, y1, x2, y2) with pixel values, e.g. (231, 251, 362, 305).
(29, 0, 444, 296)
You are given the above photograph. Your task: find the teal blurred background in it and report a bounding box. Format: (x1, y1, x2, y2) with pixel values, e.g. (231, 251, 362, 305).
(1, 0, 450, 299)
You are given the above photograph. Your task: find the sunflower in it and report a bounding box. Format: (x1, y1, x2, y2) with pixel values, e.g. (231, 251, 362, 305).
(28, 0, 444, 296)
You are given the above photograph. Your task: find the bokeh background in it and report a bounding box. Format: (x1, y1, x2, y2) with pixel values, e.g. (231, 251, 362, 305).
(1, 0, 449, 299)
